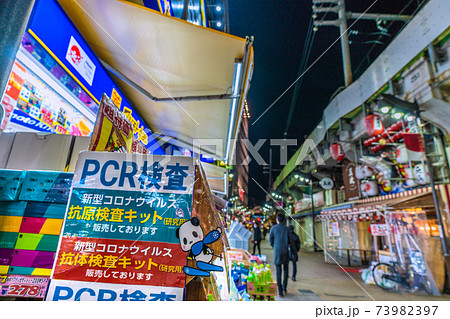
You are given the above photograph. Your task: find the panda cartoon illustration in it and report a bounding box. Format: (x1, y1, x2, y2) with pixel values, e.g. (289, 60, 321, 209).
(176, 217, 223, 277)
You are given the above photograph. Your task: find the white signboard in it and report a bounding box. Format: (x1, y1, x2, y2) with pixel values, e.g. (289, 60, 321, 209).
(328, 221, 340, 237)
(46, 280, 184, 301)
(370, 224, 389, 236)
(66, 36, 96, 85)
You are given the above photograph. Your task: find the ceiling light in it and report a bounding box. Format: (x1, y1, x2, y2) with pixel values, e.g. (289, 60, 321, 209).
(216, 5, 221, 11)
(406, 115, 415, 122)
(216, 21, 222, 27)
(380, 106, 390, 114)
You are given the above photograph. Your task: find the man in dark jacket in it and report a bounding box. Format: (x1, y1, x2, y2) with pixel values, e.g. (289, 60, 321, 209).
(253, 222, 262, 256)
(288, 225, 301, 281)
(269, 213, 290, 297)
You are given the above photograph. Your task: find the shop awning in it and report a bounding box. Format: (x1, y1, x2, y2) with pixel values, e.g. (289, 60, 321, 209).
(318, 187, 434, 220)
(57, 0, 253, 162)
(202, 162, 227, 195)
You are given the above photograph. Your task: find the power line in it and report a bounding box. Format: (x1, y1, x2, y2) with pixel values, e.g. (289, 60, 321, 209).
(353, 0, 426, 77)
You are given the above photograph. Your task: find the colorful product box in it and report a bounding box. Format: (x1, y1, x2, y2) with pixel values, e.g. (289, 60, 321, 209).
(9, 250, 55, 269)
(15, 233, 59, 252)
(19, 217, 63, 235)
(0, 216, 23, 233)
(19, 171, 73, 203)
(0, 201, 27, 217)
(0, 170, 25, 201)
(0, 248, 14, 266)
(23, 202, 67, 219)
(0, 265, 9, 275)
(0, 232, 19, 249)
(7, 266, 52, 276)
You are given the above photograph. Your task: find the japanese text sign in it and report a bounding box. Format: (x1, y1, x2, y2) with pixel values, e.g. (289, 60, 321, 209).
(0, 275, 49, 299)
(370, 224, 389, 236)
(47, 152, 195, 301)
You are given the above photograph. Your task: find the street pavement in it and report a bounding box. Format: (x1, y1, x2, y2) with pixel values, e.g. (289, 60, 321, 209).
(254, 238, 450, 301)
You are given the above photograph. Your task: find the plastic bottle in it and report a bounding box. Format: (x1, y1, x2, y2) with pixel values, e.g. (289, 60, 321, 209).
(265, 264, 272, 283)
(247, 266, 255, 282)
(256, 264, 264, 285)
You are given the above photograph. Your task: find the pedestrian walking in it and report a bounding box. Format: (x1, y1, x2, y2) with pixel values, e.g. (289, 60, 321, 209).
(288, 225, 301, 281)
(252, 221, 262, 256)
(269, 213, 290, 297)
(263, 226, 268, 240)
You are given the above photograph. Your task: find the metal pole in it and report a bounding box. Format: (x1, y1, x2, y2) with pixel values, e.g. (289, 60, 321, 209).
(311, 179, 318, 252)
(417, 115, 450, 288)
(338, 0, 352, 86)
(0, 0, 35, 99)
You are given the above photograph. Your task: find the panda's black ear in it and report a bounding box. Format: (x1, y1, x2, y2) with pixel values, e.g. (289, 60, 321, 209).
(191, 217, 200, 226)
(176, 228, 180, 238)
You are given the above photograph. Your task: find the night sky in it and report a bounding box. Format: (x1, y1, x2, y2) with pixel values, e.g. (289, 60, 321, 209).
(227, 0, 424, 207)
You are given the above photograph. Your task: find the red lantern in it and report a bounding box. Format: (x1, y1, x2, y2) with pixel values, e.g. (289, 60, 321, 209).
(364, 114, 384, 137)
(330, 143, 345, 161)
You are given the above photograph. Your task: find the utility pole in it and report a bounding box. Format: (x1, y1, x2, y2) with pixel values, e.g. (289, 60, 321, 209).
(312, 0, 411, 87)
(310, 178, 318, 252)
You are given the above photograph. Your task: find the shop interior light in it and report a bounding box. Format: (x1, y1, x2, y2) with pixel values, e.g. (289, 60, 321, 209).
(300, 177, 304, 181)
(216, 5, 222, 11)
(229, 173, 234, 178)
(393, 112, 404, 119)
(380, 106, 391, 114)
(294, 174, 299, 179)
(271, 192, 276, 197)
(216, 21, 222, 27)
(406, 115, 415, 122)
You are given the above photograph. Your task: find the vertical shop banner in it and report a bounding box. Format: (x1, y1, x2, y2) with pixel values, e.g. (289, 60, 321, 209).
(342, 160, 360, 201)
(47, 152, 195, 301)
(89, 94, 133, 153)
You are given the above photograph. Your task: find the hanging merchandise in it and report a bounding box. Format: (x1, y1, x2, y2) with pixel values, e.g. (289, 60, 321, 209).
(396, 144, 423, 163)
(364, 114, 384, 137)
(413, 164, 429, 185)
(361, 180, 379, 197)
(355, 165, 365, 180)
(330, 143, 345, 161)
(403, 133, 425, 152)
(377, 173, 392, 193)
(356, 165, 373, 179)
(404, 167, 417, 187)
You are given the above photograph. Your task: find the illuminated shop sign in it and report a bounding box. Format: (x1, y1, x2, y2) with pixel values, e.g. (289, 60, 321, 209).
(16, 0, 156, 150)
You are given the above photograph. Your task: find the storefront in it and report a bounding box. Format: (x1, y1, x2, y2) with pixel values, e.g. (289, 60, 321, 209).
(1, 0, 162, 154)
(0, 0, 255, 301)
(319, 186, 448, 294)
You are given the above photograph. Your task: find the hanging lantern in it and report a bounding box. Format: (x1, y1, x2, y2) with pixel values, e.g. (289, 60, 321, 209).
(364, 114, 385, 136)
(330, 143, 345, 161)
(362, 180, 379, 196)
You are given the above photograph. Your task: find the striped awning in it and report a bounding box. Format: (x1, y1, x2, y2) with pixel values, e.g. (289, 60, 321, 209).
(318, 186, 434, 221)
